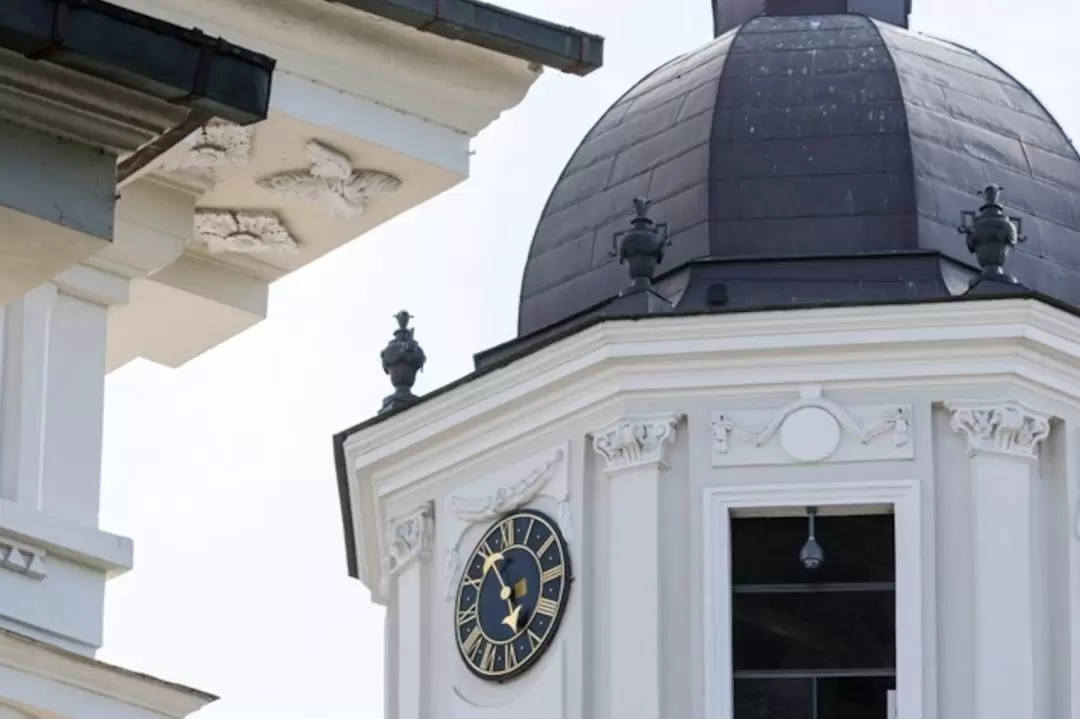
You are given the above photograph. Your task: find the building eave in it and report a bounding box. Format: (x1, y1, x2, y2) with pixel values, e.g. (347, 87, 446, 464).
(333, 294, 1080, 598)
(325, 0, 604, 76)
(0, 0, 275, 126)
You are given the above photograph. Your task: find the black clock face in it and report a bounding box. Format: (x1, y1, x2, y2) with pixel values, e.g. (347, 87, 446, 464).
(454, 508, 572, 682)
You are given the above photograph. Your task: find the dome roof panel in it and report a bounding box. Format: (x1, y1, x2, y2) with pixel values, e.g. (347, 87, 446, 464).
(517, 13, 1080, 339)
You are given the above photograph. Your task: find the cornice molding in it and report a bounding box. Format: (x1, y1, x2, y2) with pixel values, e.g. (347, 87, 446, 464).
(592, 414, 682, 473)
(384, 502, 434, 579)
(946, 399, 1053, 460)
(346, 300, 1080, 471)
(0, 629, 215, 718)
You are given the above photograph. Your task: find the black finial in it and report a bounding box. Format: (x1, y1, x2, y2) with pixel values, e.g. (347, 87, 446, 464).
(610, 197, 670, 296)
(378, 310, 427, 414)
(957, 184, 1027, 287)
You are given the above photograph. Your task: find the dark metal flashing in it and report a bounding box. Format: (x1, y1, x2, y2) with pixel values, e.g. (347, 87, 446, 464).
(0, 0, 275, 125)
(333, 275, 1080, 576)
(325, 0, 603, 76)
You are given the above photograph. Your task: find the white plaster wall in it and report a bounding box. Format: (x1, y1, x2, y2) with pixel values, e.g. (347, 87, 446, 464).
(372, 386, 1080, 719)
(346, 304, 1080, 719)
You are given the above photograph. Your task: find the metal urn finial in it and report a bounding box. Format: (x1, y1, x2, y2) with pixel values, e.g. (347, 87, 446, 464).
(378, 310, 426, 414)
(957, 184, 1027, 286)
(610, 197, 670, 295)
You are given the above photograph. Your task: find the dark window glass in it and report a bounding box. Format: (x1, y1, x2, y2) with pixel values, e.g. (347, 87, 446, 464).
(817, 676, 896, 718)
(730, 512, 897, 718)
(731, 514, 895, 586)
(734, 678, 813, 719)
(733, 590, 895, 671)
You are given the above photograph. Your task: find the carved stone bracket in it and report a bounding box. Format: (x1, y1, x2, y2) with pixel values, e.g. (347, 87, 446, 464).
(194, 210, 300, 255)
(257, 140, 402, 220)
(711, 386, 912, 466)
(0, 537, 46, 580)
(946, 399, 1052, 460)
(442, 449, 566, 601)
(382, 502, 434, 594)
(592, 414, 682, 473)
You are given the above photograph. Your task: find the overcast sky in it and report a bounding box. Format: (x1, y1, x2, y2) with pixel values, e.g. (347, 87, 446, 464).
(96, 0, 1078, 716)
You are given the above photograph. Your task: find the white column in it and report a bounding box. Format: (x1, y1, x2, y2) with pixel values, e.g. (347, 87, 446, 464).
(593, 413, 681, 719)
(0, 266, 133, 655)
(948, 400, 1052, 719)
(385, 502, 434, 719)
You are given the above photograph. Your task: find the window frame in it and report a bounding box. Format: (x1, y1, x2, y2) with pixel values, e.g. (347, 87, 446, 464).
(703, 479, 928, 719)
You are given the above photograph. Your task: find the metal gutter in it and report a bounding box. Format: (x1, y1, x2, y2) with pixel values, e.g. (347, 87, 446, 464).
(0, 0, 276, 126)
(326, 0, 603, 76)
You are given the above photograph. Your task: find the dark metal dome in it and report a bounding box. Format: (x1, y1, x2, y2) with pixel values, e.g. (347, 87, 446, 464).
(517, 13, 1080, 338)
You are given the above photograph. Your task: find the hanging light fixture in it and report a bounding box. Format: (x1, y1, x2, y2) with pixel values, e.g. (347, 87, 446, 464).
(799, 506, 824, 570)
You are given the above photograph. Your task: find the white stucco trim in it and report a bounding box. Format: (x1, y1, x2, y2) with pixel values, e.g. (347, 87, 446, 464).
(702, 479, 927, 719)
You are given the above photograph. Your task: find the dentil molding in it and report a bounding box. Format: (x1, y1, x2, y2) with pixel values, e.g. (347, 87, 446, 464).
(442, 449, 566, 601)
(382, 502, 434, 593)
(710, 386, 912, 466)
(194, 210, 300, 255)
(161, 119, 253, 178)
(592, 414, 683, 473)
(0, 537, 46, 580)
(257, 140, 402, 220)
(946, 399, 1052, 459)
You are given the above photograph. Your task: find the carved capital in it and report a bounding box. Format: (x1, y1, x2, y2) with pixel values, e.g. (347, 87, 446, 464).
(946, 400, 1052, 459)
(592, 413, 682, 473)
(385, 502, 434, 578)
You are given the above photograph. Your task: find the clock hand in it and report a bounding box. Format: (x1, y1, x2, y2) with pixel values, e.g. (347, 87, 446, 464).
(482, 552, 521, 631)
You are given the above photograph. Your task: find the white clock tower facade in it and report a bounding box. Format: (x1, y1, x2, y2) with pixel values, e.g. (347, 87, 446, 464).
(335, 3, 1080, 718)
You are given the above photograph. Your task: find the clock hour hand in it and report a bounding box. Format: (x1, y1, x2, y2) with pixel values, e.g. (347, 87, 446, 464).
(482, 552, 522, 631)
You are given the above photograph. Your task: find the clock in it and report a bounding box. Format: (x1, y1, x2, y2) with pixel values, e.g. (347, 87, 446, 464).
(454, 508, 572, 681)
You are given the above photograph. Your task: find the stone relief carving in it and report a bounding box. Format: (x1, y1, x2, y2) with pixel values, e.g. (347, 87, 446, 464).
(592, 414, 682, 473)
(711, 387, 912, 466)
(379, 502, 434, 596)
(0, 537, 46, 580)
(442, 449, 566, 601)
(257, 140, 402, 220)
(194, 210, 300, 255)
(161, 119, 253, 177)
(946, 400, 1051, 459)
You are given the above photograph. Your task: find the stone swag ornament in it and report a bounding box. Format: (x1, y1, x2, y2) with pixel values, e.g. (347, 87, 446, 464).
(957, 183, 1027, 288)
(379, 310, 427, 414)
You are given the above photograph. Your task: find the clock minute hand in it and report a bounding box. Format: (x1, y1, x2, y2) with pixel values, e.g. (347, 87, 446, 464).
(482, 552, 522, 632)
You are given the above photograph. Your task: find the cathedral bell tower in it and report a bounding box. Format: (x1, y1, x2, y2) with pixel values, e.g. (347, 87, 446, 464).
(334, 1, 1080, 718)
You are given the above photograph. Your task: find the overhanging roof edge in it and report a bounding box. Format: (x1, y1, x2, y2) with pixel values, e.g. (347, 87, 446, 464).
(325, 0, 604, 76)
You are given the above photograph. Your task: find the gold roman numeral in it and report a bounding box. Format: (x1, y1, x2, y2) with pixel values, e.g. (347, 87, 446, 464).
(527, 629, 543, 650)
(541, 565, 564, 583)
(538, 533, 556, 557)
(523, 517, 535, 545)
(480, 642, 496, 672)
(463, 626, 483, 657)
(535, 597, 559, 617)
(456, 605, 478, 626)
(462, 575, 482, 591)
(499, 517, 515, 548)
(505, 642, 519, 673)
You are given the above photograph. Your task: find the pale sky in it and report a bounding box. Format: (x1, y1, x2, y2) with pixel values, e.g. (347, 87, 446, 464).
(97, 0, 1079, 716)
